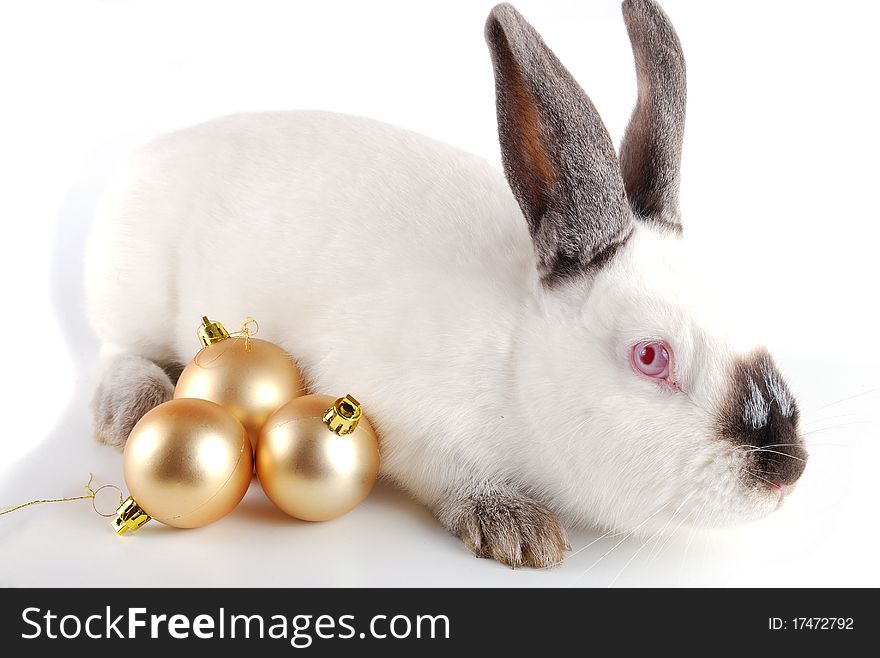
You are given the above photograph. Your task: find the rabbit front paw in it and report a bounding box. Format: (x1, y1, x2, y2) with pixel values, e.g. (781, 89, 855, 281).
(92, 354, 175, 450)
(435, 484, 569, 569)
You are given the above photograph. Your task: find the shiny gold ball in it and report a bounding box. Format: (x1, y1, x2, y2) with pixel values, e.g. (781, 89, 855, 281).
(124, 398, 253, 528)
(174, 336, 306, 452)
(256, 394, 380, 522)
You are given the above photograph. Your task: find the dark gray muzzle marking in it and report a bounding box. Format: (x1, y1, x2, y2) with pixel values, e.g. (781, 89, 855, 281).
(719, 349, 807, 486)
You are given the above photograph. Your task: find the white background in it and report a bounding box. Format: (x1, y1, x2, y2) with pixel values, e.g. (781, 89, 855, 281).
(0, 0, 877, 586)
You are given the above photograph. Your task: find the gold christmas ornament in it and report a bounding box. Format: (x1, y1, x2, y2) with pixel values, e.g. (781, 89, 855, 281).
(256, 394, 380, 522)
(174, 317, 306, 452)
(116, 398, 252, 533)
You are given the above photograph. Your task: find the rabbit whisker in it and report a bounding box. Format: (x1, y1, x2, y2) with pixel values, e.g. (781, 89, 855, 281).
(647, 502, 698, 565)
(643, 489, 698, 559)
(736, 447, 806, 463)
(552, 525, 624, 568)
(678, 499, 711, 584)
(648, 503, 702, 568)
(607, 528, 662, 588)
(810, 387, 880, 414)
(571, 503, 668, 584)
(800, 413, 859, 426)
(800, 421, 869, 435)
(743, 469, 778, 488)
(609, 489, 698, 585)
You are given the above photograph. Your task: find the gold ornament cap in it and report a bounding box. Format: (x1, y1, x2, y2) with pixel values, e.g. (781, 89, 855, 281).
(113, 496, 151, 535)
(322, 394, 362, 436)
(198, 316, 230, 348)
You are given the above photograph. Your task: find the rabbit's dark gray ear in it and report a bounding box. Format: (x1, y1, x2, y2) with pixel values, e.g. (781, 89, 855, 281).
(485, 4, 633, 286)
(619, 0, 687, 232)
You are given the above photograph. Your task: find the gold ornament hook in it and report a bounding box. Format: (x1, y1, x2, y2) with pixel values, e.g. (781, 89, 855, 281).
(197, 316, 231, 348)
(112, 496, 151, 535)
(323, 394, 363, 436)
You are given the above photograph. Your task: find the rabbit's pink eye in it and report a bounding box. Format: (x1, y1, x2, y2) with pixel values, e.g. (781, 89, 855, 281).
(631, 340, 672, 380)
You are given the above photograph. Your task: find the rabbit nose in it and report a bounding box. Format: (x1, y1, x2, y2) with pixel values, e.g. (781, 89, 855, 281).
(757, 435, 808, 487)
(718, 349, 808, 488)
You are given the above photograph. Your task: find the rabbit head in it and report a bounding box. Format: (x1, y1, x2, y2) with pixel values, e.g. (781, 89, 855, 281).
(487, 1, 807, 534)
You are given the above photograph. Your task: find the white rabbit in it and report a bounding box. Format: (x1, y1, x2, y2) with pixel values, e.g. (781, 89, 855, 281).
(86, 0, 806, 568)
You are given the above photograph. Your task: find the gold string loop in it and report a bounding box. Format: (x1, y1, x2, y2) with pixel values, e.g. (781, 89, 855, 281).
(0, 474, 122, 518)
(231, 316, 260, 351)
(90, 484, 125, 517)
